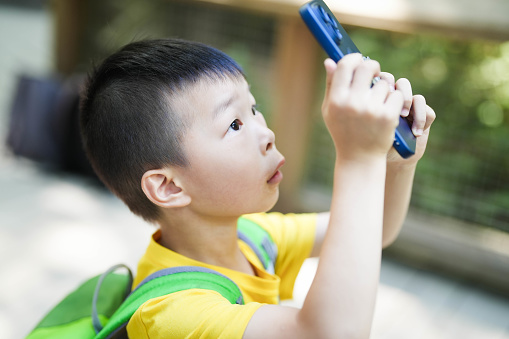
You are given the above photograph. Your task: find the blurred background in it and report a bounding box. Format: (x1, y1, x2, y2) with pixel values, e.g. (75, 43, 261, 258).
(1, 0, 508, 338)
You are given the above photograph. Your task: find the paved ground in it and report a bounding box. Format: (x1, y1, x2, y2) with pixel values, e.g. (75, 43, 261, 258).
(1, 4, 508, 339)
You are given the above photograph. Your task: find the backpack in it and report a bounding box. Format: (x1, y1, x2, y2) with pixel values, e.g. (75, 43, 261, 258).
(26, 218, 278, 339)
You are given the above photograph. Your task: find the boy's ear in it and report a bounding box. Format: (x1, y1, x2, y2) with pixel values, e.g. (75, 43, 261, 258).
(141, 169, 191, 208)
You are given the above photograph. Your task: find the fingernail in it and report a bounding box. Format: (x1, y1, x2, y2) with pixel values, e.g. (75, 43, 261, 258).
(413, 127, 423, 136)
(401, 108, 410, 117)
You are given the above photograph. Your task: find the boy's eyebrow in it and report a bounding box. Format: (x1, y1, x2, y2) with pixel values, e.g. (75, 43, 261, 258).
(212, 93, 238, 119)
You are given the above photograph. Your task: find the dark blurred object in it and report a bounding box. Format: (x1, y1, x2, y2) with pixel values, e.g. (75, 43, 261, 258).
(7, 75, 61, 165)
(6, 74, 99, 181)
(0, 0, 46, 10)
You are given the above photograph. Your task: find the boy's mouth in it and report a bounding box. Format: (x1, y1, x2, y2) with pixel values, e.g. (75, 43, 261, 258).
(267, 158, 286, 184)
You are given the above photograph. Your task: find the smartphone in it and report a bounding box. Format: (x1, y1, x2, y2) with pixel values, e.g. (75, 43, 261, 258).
(299, 0, 416, 158)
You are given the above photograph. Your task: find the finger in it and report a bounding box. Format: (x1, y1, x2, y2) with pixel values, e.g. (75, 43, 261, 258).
(423, 104, 436, 131)
(410, 95, 427, 136)
(323, 58, 337, 100)
(370, 78, 391, 110)
(329, 53, 365, 93)
(384, 89, 405, 124)
(395, 78, 412, 117)
(379, 72, 395, 91)
(351, 58, 381, 91)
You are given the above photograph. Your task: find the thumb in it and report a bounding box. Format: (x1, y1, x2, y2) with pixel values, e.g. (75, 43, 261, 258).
(323, 58, 337, 100)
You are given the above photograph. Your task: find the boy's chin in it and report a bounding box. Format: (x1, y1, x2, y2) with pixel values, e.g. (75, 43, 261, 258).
(262, 192, 280, 212)
(241, 194, 279, 216)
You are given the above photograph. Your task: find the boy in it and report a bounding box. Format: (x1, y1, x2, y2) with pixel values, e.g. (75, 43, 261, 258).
(80, 39, 435, 338)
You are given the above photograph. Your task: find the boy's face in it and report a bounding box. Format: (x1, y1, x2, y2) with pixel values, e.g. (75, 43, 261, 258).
(172, 76, 285, 217)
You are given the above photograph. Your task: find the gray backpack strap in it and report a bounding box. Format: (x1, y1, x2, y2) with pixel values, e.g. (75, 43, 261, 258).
(237, 217, 278, 274)
(92, 264, 133, 334)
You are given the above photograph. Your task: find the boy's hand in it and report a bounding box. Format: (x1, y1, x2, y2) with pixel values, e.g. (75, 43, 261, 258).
(322, 54, 404, 162)
(378, 73, 436, 164)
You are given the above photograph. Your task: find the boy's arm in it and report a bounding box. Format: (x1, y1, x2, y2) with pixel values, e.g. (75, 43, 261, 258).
(381, 75, 436, 247)
(244, 54, 404, 339)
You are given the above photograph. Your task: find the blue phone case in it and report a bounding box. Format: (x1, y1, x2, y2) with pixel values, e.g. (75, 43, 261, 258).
(300, 0, 416, 158)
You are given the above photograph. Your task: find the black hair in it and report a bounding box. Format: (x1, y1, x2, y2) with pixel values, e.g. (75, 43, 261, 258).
(80, 38, 244, 222)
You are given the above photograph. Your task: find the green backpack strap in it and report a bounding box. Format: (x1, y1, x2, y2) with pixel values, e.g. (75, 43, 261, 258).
(95, 266, 244, 339)
(237, 217, 278, 274)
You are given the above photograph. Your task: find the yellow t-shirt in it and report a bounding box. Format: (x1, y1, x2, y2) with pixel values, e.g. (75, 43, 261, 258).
(126, 212, 317, 339)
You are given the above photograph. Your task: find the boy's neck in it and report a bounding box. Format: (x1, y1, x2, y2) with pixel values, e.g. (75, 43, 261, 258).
(157, 212, 255, 276)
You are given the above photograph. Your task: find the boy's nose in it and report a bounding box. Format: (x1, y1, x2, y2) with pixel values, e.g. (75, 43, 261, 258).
(262, 127, 276, 153)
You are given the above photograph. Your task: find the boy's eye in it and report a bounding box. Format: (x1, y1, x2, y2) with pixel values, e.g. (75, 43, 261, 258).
(229, 119, 243, 131)
(251, 105, 258, 115)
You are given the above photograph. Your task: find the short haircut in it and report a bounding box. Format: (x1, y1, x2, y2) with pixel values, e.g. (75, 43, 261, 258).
(80, 39, 244, 222)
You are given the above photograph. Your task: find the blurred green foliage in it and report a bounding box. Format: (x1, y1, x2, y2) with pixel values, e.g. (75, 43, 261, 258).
(305, 28, 509, 232)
